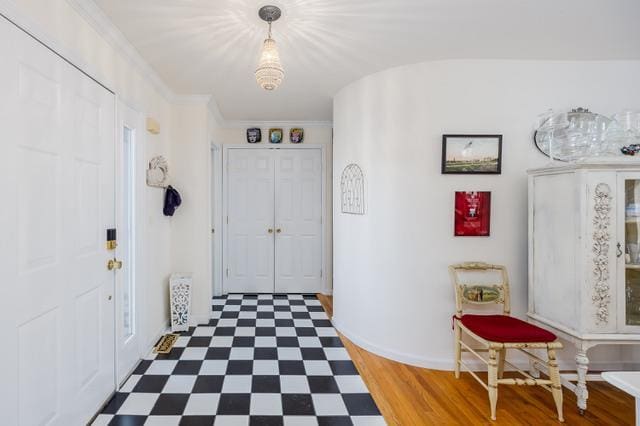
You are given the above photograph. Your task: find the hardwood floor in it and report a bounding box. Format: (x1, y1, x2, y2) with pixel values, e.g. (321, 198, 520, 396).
(317, 294, 635, 425)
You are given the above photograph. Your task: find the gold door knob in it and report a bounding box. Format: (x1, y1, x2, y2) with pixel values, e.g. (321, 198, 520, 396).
(107, 259, 123, 271)
(276, 228, 282, 234)
(268, 228, 274, 234)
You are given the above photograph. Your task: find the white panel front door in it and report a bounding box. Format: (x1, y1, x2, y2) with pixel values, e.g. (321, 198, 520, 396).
(0, 18, 115, 425)
(274, 149, 323, 293)
(226, 149, 275, 293)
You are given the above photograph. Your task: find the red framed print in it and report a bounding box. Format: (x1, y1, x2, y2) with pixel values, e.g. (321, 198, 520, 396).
(454, 191, 491, 236)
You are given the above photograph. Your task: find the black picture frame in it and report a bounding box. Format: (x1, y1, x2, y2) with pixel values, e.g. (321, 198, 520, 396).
(246, 128, 262, 143)
(441, 134, 503, 175)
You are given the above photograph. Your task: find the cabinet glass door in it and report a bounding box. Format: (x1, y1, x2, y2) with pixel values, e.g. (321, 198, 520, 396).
(624, 179, 640, 326)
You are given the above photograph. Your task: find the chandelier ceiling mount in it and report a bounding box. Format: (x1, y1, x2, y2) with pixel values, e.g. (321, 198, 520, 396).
(255, 5, 284, 91)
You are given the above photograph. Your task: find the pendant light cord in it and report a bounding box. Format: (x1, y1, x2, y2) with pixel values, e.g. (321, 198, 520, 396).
(268, 21, 272, 39)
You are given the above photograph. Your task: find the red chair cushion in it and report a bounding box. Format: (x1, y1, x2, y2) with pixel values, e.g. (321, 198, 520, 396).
(459, 314, 557, 343)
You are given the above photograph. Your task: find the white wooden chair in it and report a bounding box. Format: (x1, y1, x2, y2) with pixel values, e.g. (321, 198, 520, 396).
(450, 262, 564, 421)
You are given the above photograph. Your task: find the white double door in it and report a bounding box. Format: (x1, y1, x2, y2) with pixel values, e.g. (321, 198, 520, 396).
(0, 16, 138, 425)
(226, 148, 323, 294)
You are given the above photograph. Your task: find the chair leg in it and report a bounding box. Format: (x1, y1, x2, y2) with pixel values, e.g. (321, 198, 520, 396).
(497, 348, 506, 379)
(454, 322, 461, 378)
(488, 348, 499, 420)
(547, 348, 564, 422)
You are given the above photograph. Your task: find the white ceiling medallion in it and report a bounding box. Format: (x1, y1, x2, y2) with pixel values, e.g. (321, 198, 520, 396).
(255, 5, 284, 91)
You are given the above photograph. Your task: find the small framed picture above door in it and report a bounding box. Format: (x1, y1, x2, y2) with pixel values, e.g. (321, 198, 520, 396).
(442, 134, 502, 174)
(269, 128, 283, 144)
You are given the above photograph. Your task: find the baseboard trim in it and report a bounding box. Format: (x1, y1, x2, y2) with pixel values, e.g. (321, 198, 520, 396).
(146, 320, 170, 352)
(190, 314, 212, 327)
(332, 316, 455, 370)
(332, 316, 640, 373)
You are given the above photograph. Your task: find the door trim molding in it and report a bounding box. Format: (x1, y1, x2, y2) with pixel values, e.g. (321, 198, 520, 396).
(211, 143, 223, 297)
(221, 144, 328, 295)
(115, 98, 146, 386)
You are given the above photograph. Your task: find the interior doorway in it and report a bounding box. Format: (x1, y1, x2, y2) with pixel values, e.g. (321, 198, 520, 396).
(222, 146, 325, 294)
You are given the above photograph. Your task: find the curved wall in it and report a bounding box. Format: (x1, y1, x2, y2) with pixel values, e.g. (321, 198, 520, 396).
(332, 60, 640, 369)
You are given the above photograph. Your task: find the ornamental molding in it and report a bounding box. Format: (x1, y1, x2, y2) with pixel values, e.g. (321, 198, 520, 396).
(592, 183, 612, 324)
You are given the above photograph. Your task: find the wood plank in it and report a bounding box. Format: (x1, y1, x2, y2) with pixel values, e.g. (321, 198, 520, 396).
(317, 294, 635, 425)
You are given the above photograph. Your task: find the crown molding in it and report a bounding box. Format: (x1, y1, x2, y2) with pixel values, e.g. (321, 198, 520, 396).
(6, 0, 333, 127)
(63, 0, 327, 127)
(223, 120, 333, 128)
(206, 98, 332, 128)
(172, 94, 212, 106)
(207, 96, 227, 126)
(65, 0, 177, 102)
(0, 0, 115, 93)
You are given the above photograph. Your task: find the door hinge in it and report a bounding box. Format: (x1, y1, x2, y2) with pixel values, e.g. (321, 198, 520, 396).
(320, 269, 323, 278)
(226, 216, 229, 224)
(226, 268, 229, 277)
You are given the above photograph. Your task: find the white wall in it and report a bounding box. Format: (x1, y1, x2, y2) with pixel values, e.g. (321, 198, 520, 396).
(1, 0, 175, 350)
(332, 59, 640, 370)
(170, 102, 213, 325)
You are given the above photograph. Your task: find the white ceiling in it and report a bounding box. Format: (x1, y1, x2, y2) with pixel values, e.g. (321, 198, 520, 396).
(93, 0, 640, 122)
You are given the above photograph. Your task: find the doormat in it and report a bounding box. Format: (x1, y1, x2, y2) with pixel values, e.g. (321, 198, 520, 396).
(154, 333, 179, 354)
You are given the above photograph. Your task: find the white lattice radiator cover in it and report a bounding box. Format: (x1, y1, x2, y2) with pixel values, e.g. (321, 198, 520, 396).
(169, 273, 192, 332)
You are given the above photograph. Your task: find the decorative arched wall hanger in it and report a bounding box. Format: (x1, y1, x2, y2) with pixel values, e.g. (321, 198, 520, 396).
(341, 163, 365, 215)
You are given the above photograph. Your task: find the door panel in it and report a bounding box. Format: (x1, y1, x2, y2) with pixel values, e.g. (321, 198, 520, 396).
(226, 149, 275, 293)
(0, 17, 115, 425)
(18, 309, 59, 426)
(275, 149, 323, 293)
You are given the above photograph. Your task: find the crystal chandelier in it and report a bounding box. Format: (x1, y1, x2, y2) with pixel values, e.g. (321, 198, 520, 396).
(256, 5, 284, 91)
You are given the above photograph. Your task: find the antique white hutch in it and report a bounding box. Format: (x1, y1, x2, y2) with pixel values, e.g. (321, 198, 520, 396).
(528, 161, 640, 413)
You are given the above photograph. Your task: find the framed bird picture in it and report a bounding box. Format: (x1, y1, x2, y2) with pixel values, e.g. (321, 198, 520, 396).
(441, 134, 502, 174)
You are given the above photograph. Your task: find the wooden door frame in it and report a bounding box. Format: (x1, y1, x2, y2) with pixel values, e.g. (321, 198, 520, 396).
(221, 144, 328, 295)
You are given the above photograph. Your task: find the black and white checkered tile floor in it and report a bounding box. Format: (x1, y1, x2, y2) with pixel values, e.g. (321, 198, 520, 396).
(93, 294, 385, 426)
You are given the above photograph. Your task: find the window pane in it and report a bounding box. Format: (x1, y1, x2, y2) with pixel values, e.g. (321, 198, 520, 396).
(123, 127, 135, 338)
(625, 179, 640, 326)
